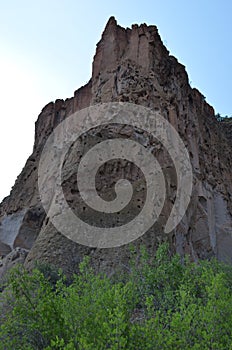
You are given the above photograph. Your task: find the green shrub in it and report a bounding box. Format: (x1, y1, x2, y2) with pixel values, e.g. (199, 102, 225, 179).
(1, 243, 232, 349)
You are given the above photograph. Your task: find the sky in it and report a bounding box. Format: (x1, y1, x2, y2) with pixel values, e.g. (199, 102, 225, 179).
(0, 0, 231, 201)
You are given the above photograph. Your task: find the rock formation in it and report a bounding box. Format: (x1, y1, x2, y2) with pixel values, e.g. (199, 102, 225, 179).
(0, 17, 232, 276)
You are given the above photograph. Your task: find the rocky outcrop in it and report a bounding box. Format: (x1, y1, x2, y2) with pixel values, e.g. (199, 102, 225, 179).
(0, 247, 29, 282)
(0, 17, 232, 276)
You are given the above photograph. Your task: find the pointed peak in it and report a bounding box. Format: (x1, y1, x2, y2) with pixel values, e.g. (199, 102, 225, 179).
(106, 16, 117, 27)
(103, 16, 118, 34)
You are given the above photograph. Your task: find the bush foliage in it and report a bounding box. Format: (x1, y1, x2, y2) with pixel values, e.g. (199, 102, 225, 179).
(1, 243, 232, 349)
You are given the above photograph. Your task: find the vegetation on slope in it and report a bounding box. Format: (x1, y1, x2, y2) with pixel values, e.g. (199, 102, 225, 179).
(1, 243, 232, 349)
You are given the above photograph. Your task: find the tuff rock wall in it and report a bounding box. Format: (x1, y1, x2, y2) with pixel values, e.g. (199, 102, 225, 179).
(0, 17, 232, 276)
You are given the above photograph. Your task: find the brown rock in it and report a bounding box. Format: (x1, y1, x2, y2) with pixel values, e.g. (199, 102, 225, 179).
(0, 18, 232, 276)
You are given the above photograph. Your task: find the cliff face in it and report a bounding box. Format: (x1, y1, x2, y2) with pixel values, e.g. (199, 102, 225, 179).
(0, 17, 232, 276)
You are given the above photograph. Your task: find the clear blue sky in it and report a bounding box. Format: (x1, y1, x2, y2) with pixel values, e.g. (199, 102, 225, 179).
(0, 0, 231, 201)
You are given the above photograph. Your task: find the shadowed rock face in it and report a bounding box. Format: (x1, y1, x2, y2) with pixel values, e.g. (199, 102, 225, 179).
(0, 17, 232, 276)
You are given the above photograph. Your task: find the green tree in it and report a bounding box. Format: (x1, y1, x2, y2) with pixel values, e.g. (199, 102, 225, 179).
(1, 243, 232, 349)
